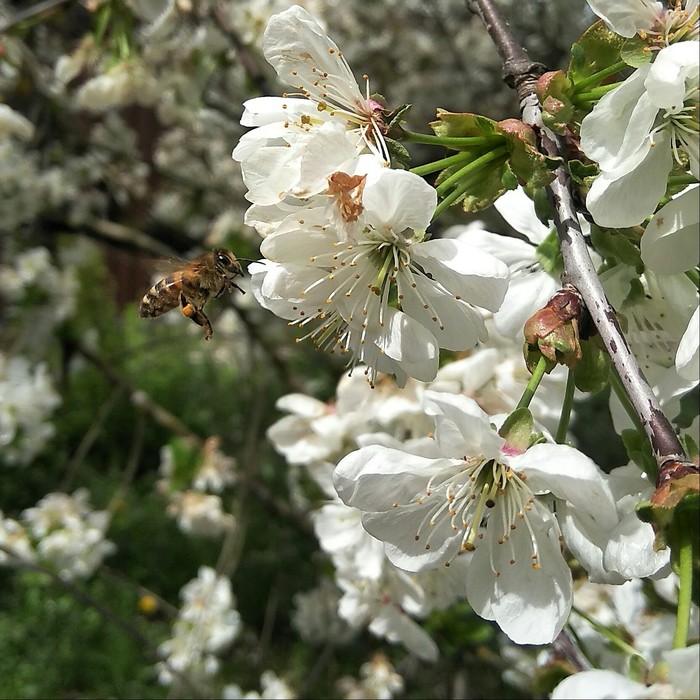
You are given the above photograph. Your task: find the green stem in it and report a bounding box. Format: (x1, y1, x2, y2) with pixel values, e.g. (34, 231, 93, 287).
(574, 61, 628, 92)
(517, 355, 549, 410)
(555, 369, 576, 444)
(573, 606, 646, 661)
(402, 130, 502, 149)
(573, 82, 623, 104)
(672, 524, 694, 649)
(685, 267, 699, 288)
(410, 150, 474, 177)
(432, 171, 482, 221)
(436, 145, 509, 196)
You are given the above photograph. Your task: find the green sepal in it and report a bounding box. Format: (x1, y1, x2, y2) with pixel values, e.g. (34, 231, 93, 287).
(497, 407, 534, 453)
(385, 102, 413, 137)
(620, 35, 654, 68)
(524, 342, 557, 375)
(385, 137, 412, 170)
(573, 337, 610, 394)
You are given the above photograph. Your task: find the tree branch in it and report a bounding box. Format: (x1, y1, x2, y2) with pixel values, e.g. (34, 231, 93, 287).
(468, 0, 690, 472)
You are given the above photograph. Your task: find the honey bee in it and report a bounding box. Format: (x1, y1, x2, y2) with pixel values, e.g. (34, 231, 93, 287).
(139, 249, 245, 340)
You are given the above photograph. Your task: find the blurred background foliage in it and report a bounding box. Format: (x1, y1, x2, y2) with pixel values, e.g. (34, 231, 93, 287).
(0, 1, 595, 698)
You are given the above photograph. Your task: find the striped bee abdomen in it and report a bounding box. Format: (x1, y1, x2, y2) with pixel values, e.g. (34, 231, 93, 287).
(139, 275, 184, 318)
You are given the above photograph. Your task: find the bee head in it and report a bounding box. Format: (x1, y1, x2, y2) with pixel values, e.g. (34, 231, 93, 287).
(214, 249, 243, 279)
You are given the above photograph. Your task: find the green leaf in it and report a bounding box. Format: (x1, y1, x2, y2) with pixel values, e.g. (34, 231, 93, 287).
(430, 111, 557, 213)
(568, 20, 625, 86)
(621, 429, 656, 475)
(535, 228, 563, 276)
(590, 224, 643, 268)
(569, 159, 599, 185)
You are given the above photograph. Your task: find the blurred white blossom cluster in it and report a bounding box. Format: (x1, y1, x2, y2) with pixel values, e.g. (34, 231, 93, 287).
(337, 653, 404, 700)
(0, 488, 115, 580)
(0, 352, 61, 466)
(157, 566, 242, 686)
(157, 436, 238, 537)
(222, 670, 296, 699)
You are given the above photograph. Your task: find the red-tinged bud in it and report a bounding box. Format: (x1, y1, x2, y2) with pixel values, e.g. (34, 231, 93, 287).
(535, 70, 575, 134)
(497, 118, 537, 145)
(523, 285, 585, 371)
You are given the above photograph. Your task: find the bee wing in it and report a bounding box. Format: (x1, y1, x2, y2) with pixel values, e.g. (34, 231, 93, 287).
(151, 256, 198, 274)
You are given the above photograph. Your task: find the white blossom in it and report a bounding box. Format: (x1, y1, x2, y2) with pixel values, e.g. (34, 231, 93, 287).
(157, 567, 242, 686)
(334, 391, 620, 644)
(0, 353, 62, 466)
(642, 185, 700, 273)
(20, 489, 115, 580)
(585, 0, 698, 41)
(581, 41, 699, 227)
(252, 166, 508, 386)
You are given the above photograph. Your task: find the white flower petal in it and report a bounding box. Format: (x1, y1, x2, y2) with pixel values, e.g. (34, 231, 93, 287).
(585, 0, 661, 38)
(422, 391, 504, 459)
(411, 239, 509, 312)
(362, 169, 437, 234)
(642, 185, 700, 273)
(586, 129, 673, 227)
(676, 305, 699, 382)
(466, 503, 572, 644)
(551, 670, 650, 700)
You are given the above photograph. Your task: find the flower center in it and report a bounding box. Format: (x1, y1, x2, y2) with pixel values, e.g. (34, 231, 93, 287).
(409, 457, 543, 575)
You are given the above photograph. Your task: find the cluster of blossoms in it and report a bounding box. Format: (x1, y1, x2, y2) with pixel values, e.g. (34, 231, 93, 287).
(222, 670, 296, 700)
(157, 436, 238, 537)
(255, 0, 697, 679)
(236, 5, 510, 386)
(0, 352, 61, 466)
(0, 489, 115, 580)
(157, 566, 242, 686)
(268, 356, 668, 652)
(0, 0, 697, 697)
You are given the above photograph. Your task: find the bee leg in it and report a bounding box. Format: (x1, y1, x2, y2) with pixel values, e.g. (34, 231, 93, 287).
(224, 280, 246, 295)
(179, 294, 213, 340)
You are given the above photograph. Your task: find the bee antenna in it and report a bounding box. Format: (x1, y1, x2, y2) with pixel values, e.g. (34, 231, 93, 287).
(236, 257, 259, 264)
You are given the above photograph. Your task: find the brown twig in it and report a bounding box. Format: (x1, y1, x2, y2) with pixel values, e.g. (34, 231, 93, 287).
(0, 0, 70, 33)
(468, 0, 689, 473)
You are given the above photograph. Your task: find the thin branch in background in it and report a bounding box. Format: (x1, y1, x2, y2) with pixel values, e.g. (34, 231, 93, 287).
(467, 0, 690, 473)
(107, 408, 146, 516)
(86, 219, 177, 258)
(0, 0, 70, 33)
(61, 385, 124, 492)
(75, 340, 314, 537)
(76, 341, 201, 443)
